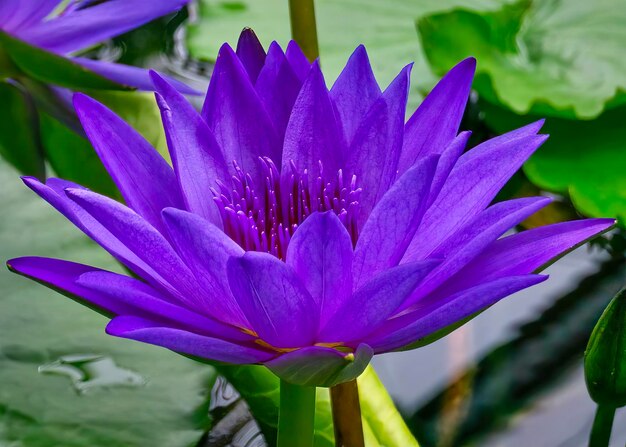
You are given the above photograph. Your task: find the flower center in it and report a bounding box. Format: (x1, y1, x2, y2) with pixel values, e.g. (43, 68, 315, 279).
(213, 158, 361, 259)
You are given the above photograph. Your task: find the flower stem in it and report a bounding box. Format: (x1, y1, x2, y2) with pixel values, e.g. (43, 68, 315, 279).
(589, 404, 615, 447)
(330, 379, 365, 447)
(287, 0, 319, 62)
(277, 379, 316, 447)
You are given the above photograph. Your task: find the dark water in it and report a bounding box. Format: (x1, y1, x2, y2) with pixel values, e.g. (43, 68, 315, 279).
(88, 7, 626, 447)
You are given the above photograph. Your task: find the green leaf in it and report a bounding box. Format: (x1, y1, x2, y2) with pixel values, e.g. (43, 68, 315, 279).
(219, 364, 419, 446)
(0, 32, 130, 91)
(480, 101, 626, 226)
(585, 288, 626, 408)
(0, 160, 215, 447)
(39, 90, 170, 198)
(186, 0, 515, 105)
(418, 0, 626, 119)
(0, 81, 44, 178)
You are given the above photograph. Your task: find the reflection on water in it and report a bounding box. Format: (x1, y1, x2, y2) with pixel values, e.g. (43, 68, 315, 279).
(204, 377, 266, 447)
(38, 354, 145, 394)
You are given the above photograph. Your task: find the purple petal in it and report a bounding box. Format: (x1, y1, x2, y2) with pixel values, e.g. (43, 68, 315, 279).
(345, 64, 411, 223)
(425, 131, 471, 207)
(201, 44, 280, 177)
(266, 344, 373, 387)
(227, 252, 319, 348)
(319, 260, 440, 343)
(397, 58, 475, 175)
(65, 188, 200, 306)
(442, 218, 616, 295)
(151, 72, 229, 227)
(73, 93, 184, 233)
(73, 58, 200, 94)
(281, 60, 344, 178)
(352, 155, 439, 288)
(400, 197, 551, 310)
(7, 256, 128, 317)
(402, 127, 548, 263)
(255, 42, 302, 145)
(77, 270, 252, 342)
(6, 256, 242, 343)
(236, 28, 266, 83)
(456, 120, 545, 164)
(161, 207, 249, 328)
(107, 316, 274, 364)
(21, 177, 165, 287)
(0, 0, 62, 31)
(286, 212, 353, 327)
(19, 0, 190, 54)
(367, 275, 548, 353)
(330, 45, 381, 145)
(285, 40, 311, 81)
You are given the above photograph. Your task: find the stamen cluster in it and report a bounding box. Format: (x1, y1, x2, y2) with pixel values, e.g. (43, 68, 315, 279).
(213, 158, 361, 259)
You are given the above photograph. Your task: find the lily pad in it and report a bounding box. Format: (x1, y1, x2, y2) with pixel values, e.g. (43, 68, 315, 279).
(417, 0, 626, 119)
(0, 160, 216, 447)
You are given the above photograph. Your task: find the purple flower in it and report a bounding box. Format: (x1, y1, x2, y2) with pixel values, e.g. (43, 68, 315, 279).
(0, 0, 196, 93)
(7, 30, 614, 387)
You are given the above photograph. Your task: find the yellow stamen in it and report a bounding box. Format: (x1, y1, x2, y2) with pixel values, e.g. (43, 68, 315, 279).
(254, 339, 299, 353)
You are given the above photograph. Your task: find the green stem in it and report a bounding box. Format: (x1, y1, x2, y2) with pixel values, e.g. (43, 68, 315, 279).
(277, 379, 316, 447)
(330, 380, 365, 447)
(288, 0, 319, 62)
(589, 404, 615, 447)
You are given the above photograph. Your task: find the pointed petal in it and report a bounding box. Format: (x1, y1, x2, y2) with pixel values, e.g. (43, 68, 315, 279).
(7, 256, 128, 317)
(285, 40, 311, 81)
(151, 72, 229, 227)
(107, 316, 274, 364)
(20, 0, 189, 53)
(400, 197, 551, 310)
(201, 44, 280, 175)
(77, 270, 251, 342)
(398, 57, 475, 175)
(286, 212, 353, 327)
(456, 120, 545, 165)
(65, 188, 200, 306)
(266, 344, 373, 387)
(353, 155, 438, 288)
(21, 177, 165, 287)
(227, 252, 319, 348)
(161, 207, 248, 327)
(330, 45, 381, 145)
(426, 131, 471, 207)
(282, 61, 344, 178)
(255, 42, 302, 144)
(367, 275, 548, 353)
(73, 58, 200, 94)
(73, 93, 183, 233)
(319, 260, 440, 343)
(444, 218, 616, 294)
(236, 28, 266, 83)
(5, 257, 246, 343)
(402, 130, 549, 263)
(345, 64, 411, 222)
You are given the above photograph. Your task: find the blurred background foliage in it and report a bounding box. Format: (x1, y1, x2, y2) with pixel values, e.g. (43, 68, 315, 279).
(0, 0, 625, 446)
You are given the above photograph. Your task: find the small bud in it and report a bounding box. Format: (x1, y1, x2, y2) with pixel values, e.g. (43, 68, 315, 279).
(584, 288, 626, 407)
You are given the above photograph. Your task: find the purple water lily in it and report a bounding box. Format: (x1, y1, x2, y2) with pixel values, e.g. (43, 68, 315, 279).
(0, 0, 195, 93)
(7, 30, 614, 387)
